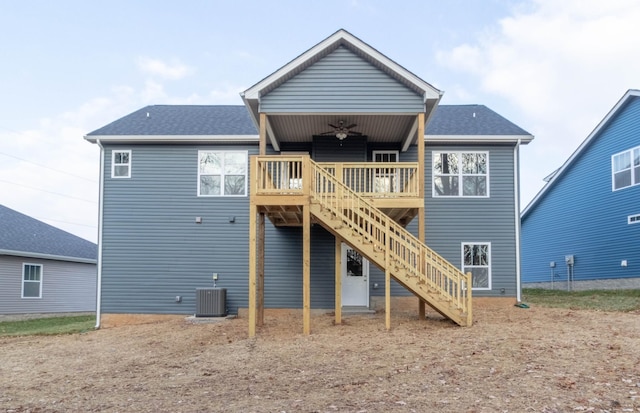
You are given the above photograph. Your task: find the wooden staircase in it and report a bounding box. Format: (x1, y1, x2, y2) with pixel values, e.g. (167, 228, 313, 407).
(308, 159, 472, 326)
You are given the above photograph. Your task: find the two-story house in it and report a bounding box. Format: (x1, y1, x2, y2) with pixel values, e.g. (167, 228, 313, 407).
(521, 89, 640, 290)
(85, 30, 533, 334)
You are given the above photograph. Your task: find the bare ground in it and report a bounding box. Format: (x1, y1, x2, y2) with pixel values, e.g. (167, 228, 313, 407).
(1, 305, 639, 413)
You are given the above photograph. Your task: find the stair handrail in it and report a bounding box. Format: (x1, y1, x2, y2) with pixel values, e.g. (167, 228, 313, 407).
(308, 158, 472, 320)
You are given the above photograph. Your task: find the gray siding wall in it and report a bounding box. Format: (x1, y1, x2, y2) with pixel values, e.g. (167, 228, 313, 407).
(0, 255, 96, 314)
(427, 144, 517, 296)
(100, 141, 519, 315)
(260, 46, 424, 113)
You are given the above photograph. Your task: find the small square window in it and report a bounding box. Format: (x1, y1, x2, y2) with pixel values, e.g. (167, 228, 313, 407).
(112, 150, 131, 178)
(22, 264, 42, 298)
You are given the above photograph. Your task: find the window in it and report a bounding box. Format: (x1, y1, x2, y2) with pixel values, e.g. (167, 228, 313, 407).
(461, 243, 491, 290)
(198, 151, 248, 196)
(22, 264, 42, 298)
(433, 151, 488, 197)
(112, 150, 131, 178)
(629, 214, 640, 224)
(373, 151, 399, 193)
(612, 146, 640, 190)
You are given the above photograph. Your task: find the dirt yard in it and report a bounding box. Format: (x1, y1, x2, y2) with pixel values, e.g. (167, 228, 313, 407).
(1, 305, 639, 413)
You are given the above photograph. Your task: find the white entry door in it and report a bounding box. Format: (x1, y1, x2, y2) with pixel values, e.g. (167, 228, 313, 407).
(341, 244, 369, 307)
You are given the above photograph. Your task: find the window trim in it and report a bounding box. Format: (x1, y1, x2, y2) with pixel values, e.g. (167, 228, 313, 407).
(197, 150, 248, 197)
(628, 214, 640, 224)
(612, 145, 640, 191)
(461, 242, 492, 291)
(432, 151, 490, 198)
(111, 149, 132, 179)
(21, 263, 43, 299)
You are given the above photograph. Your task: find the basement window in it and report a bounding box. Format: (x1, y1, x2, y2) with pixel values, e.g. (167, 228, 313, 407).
(629, 214, 640, 224)
(461, 243, 491, 290)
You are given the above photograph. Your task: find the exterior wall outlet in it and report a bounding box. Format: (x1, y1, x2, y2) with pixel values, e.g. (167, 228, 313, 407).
(175, 295, 182, 303)
(213, 273, 218, 280)
(195, 217, 202, 224)
(621, 260, 628, 267)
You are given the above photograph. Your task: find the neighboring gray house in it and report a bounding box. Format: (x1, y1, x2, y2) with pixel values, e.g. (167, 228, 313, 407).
(85, 30, 533, 332)
(0, 204, 97, 314)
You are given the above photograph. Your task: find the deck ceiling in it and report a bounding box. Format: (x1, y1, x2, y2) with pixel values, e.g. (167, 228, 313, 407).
(268, 114, 417, 144)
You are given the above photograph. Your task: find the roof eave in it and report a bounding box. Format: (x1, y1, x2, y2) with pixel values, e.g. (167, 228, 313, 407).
(0, 249, 97, 264)
(84, 134, 260, 144)
(426, 134, 534, 144)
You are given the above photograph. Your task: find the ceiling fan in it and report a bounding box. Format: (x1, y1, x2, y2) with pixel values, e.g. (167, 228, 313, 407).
(319, 120, 362, 140)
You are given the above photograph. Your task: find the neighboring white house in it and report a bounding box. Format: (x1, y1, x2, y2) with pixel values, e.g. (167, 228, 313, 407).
(0, 204, 97, 315)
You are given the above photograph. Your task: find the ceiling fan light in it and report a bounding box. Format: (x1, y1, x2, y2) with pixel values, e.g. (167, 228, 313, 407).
(336, 132, 348, 140)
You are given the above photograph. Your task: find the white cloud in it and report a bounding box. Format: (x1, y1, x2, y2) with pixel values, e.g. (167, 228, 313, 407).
(137, 57, 193, 80)
(436, 0, 640, 206)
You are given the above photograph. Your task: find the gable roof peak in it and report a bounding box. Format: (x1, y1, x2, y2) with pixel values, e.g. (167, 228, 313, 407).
(241, 29, 441, 102)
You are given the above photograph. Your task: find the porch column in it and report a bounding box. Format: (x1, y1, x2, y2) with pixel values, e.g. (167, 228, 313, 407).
(417, 112, 427, 320)
(259, 113, 267, 155)
(248, 204, 257, 337)
(303, 203, 311, 335)
(335, 237, 342, 325)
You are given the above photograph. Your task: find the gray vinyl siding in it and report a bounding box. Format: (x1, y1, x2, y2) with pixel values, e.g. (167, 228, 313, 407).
(260, 46, 423, 113)
(425, 144, 517, 297)
(100, 141, 519, 315)
(0, 255, 96, 314)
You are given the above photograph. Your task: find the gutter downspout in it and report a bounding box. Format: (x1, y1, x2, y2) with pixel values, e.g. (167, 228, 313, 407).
(514, 139, 522, 303)
(95, 139, 105, 329)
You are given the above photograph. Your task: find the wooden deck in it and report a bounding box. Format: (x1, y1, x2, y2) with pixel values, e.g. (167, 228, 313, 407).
(248, 155, 472, 336)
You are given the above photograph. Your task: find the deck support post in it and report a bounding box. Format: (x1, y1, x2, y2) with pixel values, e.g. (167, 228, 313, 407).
(385, 219, 391, 330)
(335, 237, 342, 325)
(248, 204, 257, 337)
(417, 112, 427, 320)
(303, 203, 311, 335)
(257, 212, 265, 326)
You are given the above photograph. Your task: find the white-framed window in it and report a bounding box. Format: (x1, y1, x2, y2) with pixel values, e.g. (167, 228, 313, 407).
(112, 150, 131, 178)
(628, 214, 640, 224)
(433, 151, 489, 197)
(22, 263, 42, 298)
(461, 243, 491, 290)
(612, 146, 640, 190)
(373, 150, 399, 193)
(198, 150, 248, 196)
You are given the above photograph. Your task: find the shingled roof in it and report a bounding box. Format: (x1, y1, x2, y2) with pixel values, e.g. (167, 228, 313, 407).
(0, 205, 97, 263)
(85, 104, 531, 138)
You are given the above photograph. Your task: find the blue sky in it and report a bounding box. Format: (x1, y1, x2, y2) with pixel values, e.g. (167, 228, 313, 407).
(1, 0, 639, 242)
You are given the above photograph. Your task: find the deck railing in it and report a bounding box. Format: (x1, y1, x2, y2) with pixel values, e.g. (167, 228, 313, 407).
(254, 156, 419, 198)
